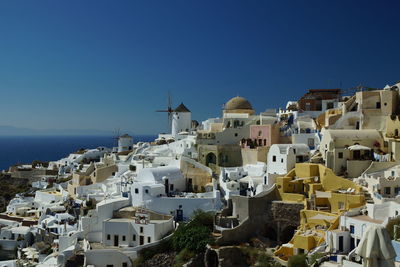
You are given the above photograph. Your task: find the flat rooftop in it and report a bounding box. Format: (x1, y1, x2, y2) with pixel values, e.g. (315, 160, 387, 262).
(351, 215, 383, 224)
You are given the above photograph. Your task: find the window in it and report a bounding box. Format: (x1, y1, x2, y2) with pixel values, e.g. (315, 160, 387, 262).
(395, 187, 400, 195)
(350, 225, 355, 234)
(272, 156, 276, 162)
(106, 265, 114, 267)
(107, 234, 110, 240)
(140, 227, 143, 233)
(148, 236, 151, 243)
(258, 130, 262, 136)
(170, 184, 174, 191)
(376, 102, 381, 109)
(293, 149, 296, 154)
(338, 152, 343, 159)
(327, 102, 334, 109)
(308, 138, 314, 147)
(234, 133, 238, 137)
(133, 234, 136, 241)
(135, 188, 139, 194)
(339, 202, 345, 210)
(296, 156, 304, 163)
(123, 263, 128, 267)
(145, 189, 149, 194)
(122, 235, 126, 241)
(385, 187, 391, 195)
(281, 158, 283, 163)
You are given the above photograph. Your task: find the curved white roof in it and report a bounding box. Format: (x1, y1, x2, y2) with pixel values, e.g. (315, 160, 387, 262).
(136, 166, 184, 183)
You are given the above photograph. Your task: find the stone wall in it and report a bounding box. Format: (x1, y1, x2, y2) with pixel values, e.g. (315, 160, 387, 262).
(205, 245, 248, 267)
(215, 186, 303, 246)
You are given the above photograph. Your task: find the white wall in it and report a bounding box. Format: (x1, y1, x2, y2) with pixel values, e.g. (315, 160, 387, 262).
(81, 197, 130, 242)
(143, 192, 222, 220)
(172, 112, 191, 137)
(85, 249, 132, 267)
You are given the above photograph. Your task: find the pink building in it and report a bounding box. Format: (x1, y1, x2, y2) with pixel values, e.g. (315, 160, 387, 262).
(241, 125, 279, 148)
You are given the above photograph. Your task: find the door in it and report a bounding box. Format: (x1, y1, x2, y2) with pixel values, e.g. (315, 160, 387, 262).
(176, 209, 183, 221)
(350, 237, 355, 251)
(165, 179, 169, 194)
(140, 235, 144, 245)
(187, 178, 193, 192)
(339, 236, 343, 252)
(353, 150, 361, 160)
(114, 235, 119, 246)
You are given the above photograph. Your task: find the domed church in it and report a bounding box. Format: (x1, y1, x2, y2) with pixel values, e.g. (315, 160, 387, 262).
(223, 96, 255, 115)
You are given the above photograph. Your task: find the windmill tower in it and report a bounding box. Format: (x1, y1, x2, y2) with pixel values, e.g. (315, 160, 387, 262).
(156, 92, 174, 133)
(171, 103, 191, 137)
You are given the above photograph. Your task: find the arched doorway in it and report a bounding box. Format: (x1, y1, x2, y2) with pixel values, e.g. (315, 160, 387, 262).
(205, 249, 219, 267)
(280, 225, 297, 243)
(206, 152, 217, 167)
(264, 225, 277, 241)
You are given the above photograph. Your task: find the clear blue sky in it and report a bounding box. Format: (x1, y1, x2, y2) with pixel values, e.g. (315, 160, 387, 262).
(1, 0, 399, 135)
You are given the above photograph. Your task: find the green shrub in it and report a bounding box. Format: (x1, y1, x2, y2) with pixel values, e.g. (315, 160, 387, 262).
(387, 217, 400, 240)
(257, 252, 273, 267)
(309, 252, 324, 266)
(174, 248, 195, 267)
(171, 210, 214, 253)
(288, 254, 307, 267)
(240, 246, 259, 265)
(172, 224, 211, 253)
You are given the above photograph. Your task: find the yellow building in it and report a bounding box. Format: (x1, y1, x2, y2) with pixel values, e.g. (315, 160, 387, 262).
(67, 156, 118, 198)
(274, 163, 365, 263)
(316, 108, 342, 130)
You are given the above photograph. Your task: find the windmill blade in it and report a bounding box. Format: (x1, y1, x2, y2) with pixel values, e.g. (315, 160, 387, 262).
(168, 91, 172, 112)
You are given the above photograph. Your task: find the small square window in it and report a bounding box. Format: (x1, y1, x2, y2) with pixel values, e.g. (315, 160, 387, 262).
(385, 187, 391, 195)
(338, 152, 343, 159)
(135, 188, 139, 194)
(122, 235, 126, 241)
(272, 156, 276, 162)
(145, 189, 149, 194)
(395, 187, 400, 195)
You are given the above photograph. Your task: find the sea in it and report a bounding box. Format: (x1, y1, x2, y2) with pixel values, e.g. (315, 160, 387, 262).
(0, 135, 156, 171)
